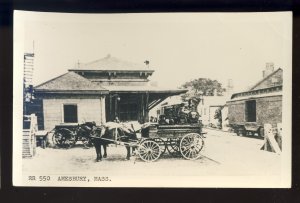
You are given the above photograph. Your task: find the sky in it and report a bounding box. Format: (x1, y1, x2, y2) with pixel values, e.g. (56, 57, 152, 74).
(18, 11, 292, 92)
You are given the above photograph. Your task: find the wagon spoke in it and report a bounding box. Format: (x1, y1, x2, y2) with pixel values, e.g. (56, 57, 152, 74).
(180, 133, 204, 160)
(145, 153, 149, 161)
(150, 153, 155, 161)
(153, 138, 167, 155)
(138, 140, 161, 162)
(167, 138, 180, 157)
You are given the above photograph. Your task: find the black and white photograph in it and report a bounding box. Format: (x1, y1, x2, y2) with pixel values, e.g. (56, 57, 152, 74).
(13, 11, 292, 187)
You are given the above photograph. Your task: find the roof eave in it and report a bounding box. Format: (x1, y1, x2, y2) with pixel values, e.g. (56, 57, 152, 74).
(69, 69, 155, 73)
(227, 93, 282, 102)
(109, 89, 188, 94)
(231, 85, 282, 99)
(35, 89, 109, 95)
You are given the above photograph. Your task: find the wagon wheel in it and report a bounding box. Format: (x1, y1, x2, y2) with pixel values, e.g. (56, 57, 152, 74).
(55, 132, 76, 148)
(179, 133, 204, 160)
(258, 127, 264, 138)
(152, 138, 167, 155)
(52, 131, 64, 147)
(237, 127, 246, 136)
(81, 137, 93, 148)
(63, 134, 76, 148)
(166, 138, 181, 157)
(138, 139, 161, 162)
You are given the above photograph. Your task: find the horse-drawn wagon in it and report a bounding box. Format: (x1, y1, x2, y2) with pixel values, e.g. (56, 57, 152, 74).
(88, 121, 205, 162)
(50, 99, 206, 162)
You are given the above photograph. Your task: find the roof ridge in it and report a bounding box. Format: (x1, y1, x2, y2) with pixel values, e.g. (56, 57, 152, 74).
(249, 68, 282, 91)
(86, 56, 143, 65)
(75, 55, 148, 70)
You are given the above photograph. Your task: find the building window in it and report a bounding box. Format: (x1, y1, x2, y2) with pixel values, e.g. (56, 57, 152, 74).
(63, 104, 78, 123)
(245, 100, 256, 122)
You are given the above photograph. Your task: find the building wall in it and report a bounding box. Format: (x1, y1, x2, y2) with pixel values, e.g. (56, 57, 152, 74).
(43, 97, 105, 131)
(221, 106, 229, 130)
(208, 106, 229, 128)
(197, 96, 227, 126)
(209, 106, 221, 126)
(198, 104, 209, 125)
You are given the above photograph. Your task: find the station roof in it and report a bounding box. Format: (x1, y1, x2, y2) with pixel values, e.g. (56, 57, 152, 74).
(35, 71, 186, 97)
(35, 72, 108, 94)
(69, 55, 154, 72)
(102, 85, 187, 94)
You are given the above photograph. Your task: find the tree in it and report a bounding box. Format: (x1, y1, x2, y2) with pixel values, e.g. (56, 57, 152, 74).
(180, 78, 226, 101)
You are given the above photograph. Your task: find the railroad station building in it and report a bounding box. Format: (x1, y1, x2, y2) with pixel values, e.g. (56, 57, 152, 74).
(34, 55, 187, 131)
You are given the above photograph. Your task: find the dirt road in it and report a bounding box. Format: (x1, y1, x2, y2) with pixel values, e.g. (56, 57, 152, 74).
(23, 128, 280, 177)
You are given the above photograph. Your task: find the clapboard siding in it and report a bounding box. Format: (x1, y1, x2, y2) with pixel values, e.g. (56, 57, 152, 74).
(43, 98, 104, 131)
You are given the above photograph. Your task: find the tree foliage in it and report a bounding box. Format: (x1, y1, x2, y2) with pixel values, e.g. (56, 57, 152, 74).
(180, 78, 226, 100)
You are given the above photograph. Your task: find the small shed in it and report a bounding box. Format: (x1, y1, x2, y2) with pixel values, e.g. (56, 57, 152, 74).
(198, 95, 228, 126)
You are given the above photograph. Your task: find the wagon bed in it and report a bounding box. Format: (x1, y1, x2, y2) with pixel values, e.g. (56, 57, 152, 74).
(148, 124, 202, 138)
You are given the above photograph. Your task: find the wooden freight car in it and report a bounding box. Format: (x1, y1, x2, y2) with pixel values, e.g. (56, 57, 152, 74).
(227, 85, 282, 137)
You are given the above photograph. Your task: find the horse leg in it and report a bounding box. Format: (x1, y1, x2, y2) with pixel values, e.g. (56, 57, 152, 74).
(98, 143, 103, 161)
(103, 144, 107, 158)
(126, 146, 131, 160)
(132, 146, 137, 155)
(94, 142, 101, 162)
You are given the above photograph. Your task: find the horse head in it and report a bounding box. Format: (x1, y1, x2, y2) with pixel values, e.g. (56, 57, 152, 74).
(90, 125, 106, 138)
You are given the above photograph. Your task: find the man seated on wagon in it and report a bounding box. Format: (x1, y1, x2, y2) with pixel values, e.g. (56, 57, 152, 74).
(187, 111, 200, 124)
(158, 115, 169, 125)
(114, 116, 120, 123)
(177, 102, 190, 124)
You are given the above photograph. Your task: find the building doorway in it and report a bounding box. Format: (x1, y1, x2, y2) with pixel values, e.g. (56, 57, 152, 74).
(245, 100, 256, 122)
(105, 94, 139, 122)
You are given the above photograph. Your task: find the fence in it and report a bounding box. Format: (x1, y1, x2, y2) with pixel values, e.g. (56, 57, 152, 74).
(261, 123, 282, 154)
(23, 114, 38, 158)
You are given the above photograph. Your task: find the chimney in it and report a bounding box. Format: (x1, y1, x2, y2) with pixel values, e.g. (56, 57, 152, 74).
(226, 79, 234, 97)
(144, 60, 150, 68)
(227, 79, 233, 89)
(263, 62, 274, 78)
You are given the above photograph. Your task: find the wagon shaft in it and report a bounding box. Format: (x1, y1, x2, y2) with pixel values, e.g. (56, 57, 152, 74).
(99, 137, 139, 147)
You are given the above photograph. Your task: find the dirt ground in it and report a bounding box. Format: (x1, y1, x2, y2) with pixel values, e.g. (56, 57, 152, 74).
(22, 128, 281, 177)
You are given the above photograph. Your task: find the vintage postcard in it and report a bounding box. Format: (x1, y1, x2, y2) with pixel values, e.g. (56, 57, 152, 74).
(13, 11, 292, 187)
